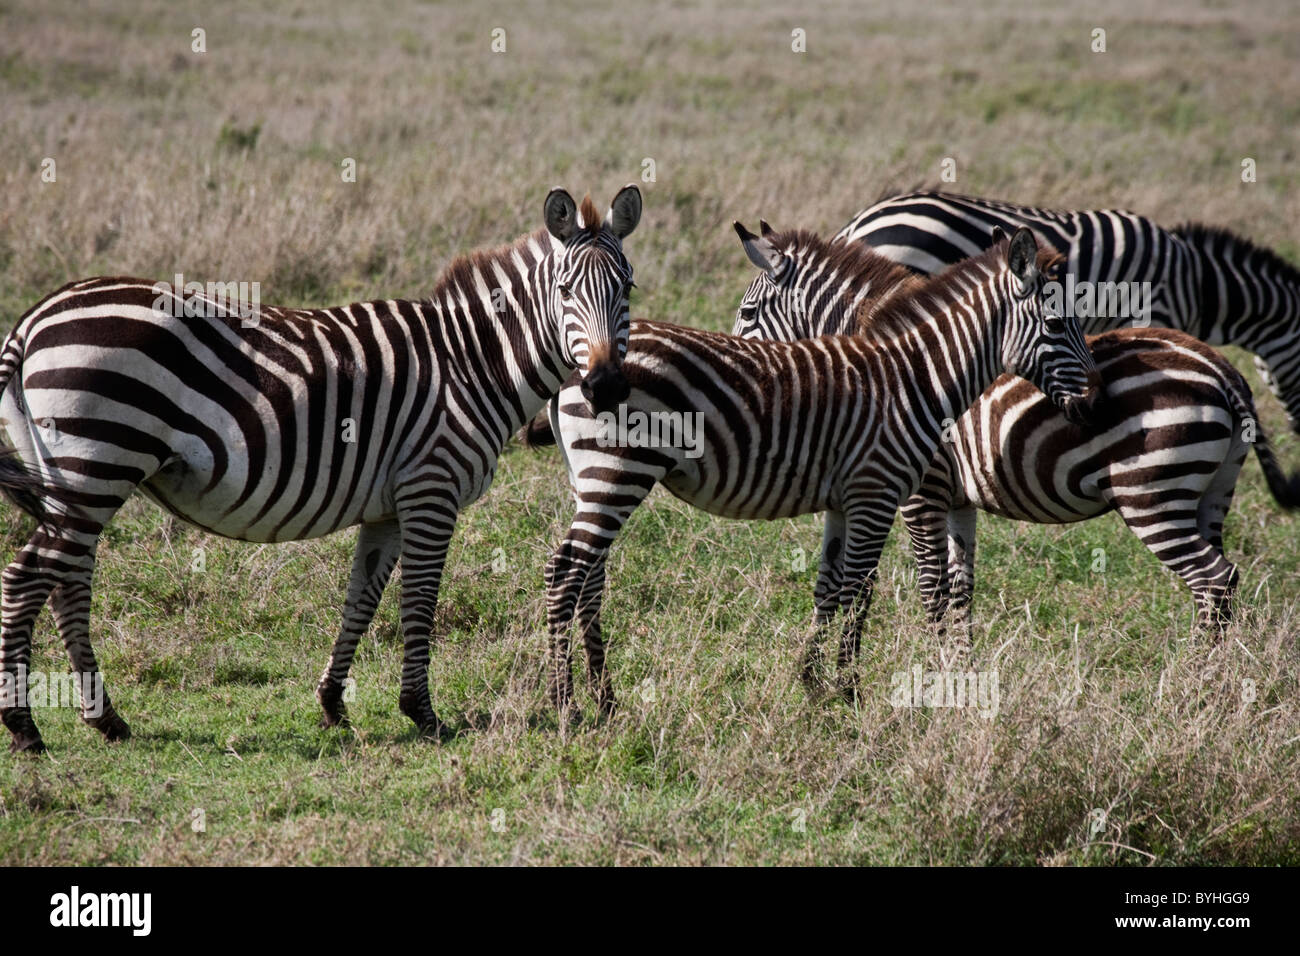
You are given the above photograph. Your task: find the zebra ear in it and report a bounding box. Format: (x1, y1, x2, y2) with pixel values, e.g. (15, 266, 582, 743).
(1007, 227, 1039, 287)
(990, 226, 1007, 245)
(734, 221, 786, 276)
(604, 184, 642, 240)
(760, 219, 775, 238)
(545, 188, 580, 242)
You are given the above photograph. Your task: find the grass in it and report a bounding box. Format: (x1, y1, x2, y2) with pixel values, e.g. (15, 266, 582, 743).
(0, 0, 1298, 865)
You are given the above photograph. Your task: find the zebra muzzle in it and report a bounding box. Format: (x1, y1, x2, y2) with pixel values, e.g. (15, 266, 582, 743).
(580, 363, 630, 414)
(1062, 376, 1103, 427)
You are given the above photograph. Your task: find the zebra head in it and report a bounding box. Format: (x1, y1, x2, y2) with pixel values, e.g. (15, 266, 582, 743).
(544, 185, 641, 414)
(996, 227, 1101, 426)
(731, 221, 907, 341)
(731, 221, 803, 340)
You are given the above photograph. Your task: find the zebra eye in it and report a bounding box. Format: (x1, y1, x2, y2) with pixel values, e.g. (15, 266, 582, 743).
(1043, 315, 1067, 335)
(558, 284, 573, 300)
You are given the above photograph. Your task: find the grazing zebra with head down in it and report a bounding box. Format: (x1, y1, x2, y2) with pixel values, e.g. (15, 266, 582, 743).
(734, 223, 1300, 631)
(538, 226, 1099, 715)
(838, 190, 1300, 434)
(0, 184, 642, 753)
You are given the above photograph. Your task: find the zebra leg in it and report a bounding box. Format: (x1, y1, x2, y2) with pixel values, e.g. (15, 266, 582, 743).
(946, 506, 977, 620)
(901, 493, 951, 627)
(48, 574, 129, 742)
(1, 520, 110, 753)
(805, 510, 845, 686)
(545, 477, 652, 717)
(542, 542, 581, 717)
(1192, 448, 1248, 632)
(1114, 495, 1239, 635)
(574, 555, 615, 717)
(943, 505, 978, 659)
(834, 501, 898, 692)
(316, 519, 401, 728)
(394, 495, 458, 738)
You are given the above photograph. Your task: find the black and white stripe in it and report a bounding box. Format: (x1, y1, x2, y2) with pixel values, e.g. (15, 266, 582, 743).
(0, 185, 642, 753)
(732, 232, 1300, 630)
(838, 190, 1300, 432)
(540, 226, 1099, 713)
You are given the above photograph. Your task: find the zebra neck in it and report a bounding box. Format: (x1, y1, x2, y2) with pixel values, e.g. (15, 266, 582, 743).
(891, 291, 1002, 440)
(429, 252, 570, 440)
(808, 279, 875, 337)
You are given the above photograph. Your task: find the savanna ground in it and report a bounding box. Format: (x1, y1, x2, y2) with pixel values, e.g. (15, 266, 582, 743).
(0, 0, 1298, 865)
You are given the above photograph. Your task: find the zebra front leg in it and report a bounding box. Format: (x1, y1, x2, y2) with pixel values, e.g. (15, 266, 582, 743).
(834, 503, 897, 698)
(804, 511, 845, 687)
(49, 575, 129, 742)
(395, 497, 458, 739)
(316, 519, 401, 728)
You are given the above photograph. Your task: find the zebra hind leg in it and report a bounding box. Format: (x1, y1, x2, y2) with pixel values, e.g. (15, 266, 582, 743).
(394, 496, 458, 739)
(833, 502, 897, 700)
(49, 575, 130, 741)
(543, 540, 591, 721)
(804, 510, 845, 690)
(316, 520, 401, 728)
(1115, 494, 1239, 637)
(1, 520, 113, 753)
(575, 556, 615, 717)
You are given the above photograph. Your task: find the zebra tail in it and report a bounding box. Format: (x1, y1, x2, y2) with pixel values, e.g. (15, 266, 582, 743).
(1250, 424, 1300, 509)
(1226, 372, 1300, 508)
(0, 328, 58, 525)
(0, 447, 53, 524)
(518, 408, 557, 448)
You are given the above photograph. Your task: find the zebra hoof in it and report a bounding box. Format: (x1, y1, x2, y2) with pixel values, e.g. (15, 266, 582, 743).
(8, 730, 46, 755)
(316, 681, 349, 727)
(398, 692, 446, 740)
(2, 709, 46, 754)
(92, 712, 132, 743)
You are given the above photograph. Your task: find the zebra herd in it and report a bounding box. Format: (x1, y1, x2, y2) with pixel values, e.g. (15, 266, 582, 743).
(1, 185, 1297, 751)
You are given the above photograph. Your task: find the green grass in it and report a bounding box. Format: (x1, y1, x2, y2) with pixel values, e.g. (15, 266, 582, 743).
(1, 0, 1298, 865)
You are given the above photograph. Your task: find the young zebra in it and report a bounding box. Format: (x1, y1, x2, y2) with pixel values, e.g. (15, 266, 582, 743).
(837, 189, 1300, 434)
(733, 223, 1300, 630)
(0, 184, 642, 753)
(539, 227, 1100, 715)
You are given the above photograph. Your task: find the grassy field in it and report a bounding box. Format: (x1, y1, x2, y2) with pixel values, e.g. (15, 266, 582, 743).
(0, 0, 1298, 865)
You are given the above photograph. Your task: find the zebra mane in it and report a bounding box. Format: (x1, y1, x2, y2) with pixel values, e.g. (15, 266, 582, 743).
(870, 180, 941, 204)
(1173, 222, 1300, 287)
(856, 239, 1064, 345)
(425, 226, 555, 307)
(428, 199, 612, 306)
(763, 228, 916, 331)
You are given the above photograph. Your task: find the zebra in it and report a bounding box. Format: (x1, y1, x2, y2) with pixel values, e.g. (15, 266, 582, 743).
(733, 222, 1300, 631)
(837, 189, 1300, 435)
(0, 184, 642, 754)
(536, 226, 1099, 715)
